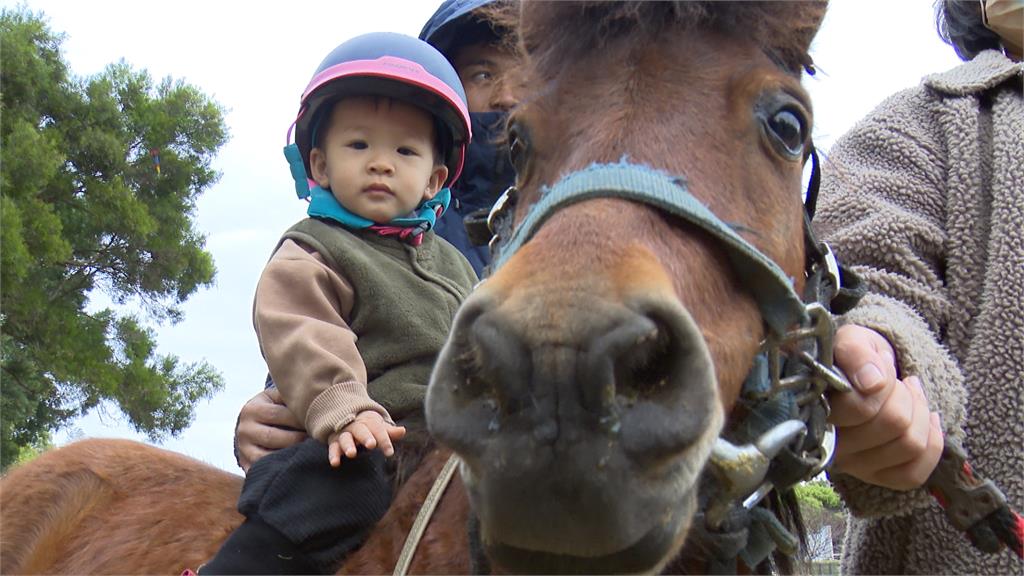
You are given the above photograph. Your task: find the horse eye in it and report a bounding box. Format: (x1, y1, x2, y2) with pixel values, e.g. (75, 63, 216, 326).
(766, 109, 805, 158)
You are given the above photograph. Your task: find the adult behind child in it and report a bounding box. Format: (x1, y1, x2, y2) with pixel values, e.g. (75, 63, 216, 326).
(233, 0, 523, 474)
(820, 0, 1022, 573)
(198, 32, 476, 574)
(420, 0, 521, 275)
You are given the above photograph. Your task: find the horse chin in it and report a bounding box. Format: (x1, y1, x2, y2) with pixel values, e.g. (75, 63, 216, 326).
(458, 408, 721, 575)
(481, 501, 694, 575)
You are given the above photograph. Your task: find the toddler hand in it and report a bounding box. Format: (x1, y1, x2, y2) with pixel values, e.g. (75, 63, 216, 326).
(327, 411, 406, 467)
(828, 324, 943, 490)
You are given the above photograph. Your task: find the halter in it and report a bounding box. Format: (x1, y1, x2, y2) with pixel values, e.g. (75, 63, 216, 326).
(395, 151, 1020, 573)
(478, 156, 1024, 570)
(491, 161, 809, 336)
(483, 153, 863, 570)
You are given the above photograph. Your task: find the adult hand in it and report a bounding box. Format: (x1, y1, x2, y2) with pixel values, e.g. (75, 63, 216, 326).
(327, 411, 406, 467)
(829, 324, 943, 490)
(235, 387, 307, 473)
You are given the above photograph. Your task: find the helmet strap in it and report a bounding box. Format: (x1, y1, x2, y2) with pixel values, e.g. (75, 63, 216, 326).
(284, 143, 316, 200)
(306, 185, 452, 246)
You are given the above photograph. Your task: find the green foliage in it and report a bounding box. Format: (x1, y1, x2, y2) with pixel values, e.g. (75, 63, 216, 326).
(10, 430, 55, 468)
(795, 479, 842, 511)
(0, 7, 228, 470)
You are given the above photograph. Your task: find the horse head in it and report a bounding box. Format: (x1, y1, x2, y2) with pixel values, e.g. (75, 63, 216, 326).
(427, 2, 829, 573)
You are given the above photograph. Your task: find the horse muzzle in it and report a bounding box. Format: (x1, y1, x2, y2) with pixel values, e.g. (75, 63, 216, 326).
(426, 277, 725, 572)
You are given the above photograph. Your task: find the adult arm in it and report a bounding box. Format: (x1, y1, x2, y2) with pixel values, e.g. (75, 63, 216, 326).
(816, 88, 967, 517)
(234, 385, 307, 473)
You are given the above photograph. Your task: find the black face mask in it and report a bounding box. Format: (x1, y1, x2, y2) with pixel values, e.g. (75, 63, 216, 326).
(452, 111, 515, 214)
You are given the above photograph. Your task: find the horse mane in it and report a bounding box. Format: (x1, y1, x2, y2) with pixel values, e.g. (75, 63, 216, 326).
(484, 1, 826, 79)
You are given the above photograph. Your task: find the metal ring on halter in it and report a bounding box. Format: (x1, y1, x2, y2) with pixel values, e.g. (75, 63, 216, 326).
(807, 423, 837, 478)
(486, 185, 516, 234)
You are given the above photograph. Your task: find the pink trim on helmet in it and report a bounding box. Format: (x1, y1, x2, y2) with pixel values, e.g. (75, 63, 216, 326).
(450, 144, 466, 183)
(302, 56, 470, 139)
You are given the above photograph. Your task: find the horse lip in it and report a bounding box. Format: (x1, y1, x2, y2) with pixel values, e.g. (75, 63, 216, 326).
(481, 496, 692, 575)
(459, 434, 708, 559)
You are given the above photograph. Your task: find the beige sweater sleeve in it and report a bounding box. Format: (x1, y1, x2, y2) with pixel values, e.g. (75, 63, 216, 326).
(815, 89, 967, 518)
(254, 239, 392, 443)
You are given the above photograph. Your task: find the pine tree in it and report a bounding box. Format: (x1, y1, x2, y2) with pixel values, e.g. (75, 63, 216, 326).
(1, 8, 228, 469)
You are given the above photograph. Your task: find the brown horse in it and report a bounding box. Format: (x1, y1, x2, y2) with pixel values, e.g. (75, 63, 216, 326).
(426, 1, 829, 574)
(0, 438, 474, 574)
(0, 2, 829, 574)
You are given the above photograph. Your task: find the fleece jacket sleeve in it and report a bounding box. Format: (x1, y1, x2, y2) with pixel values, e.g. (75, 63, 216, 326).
(814, 89, 967, 518)
(253, 239, 392, 443)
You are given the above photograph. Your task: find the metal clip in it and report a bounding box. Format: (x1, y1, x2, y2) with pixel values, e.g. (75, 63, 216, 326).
(486, 185, 516, 234)
(761, 303, 852, 405)
(706, 420, 806, 528)
(820, 242, 842, 302)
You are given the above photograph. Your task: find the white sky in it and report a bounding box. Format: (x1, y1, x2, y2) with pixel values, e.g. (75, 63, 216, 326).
(7, 0, 962, 473)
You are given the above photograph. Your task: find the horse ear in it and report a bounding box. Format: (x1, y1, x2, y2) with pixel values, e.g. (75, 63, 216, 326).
(770, 0, 828, 72)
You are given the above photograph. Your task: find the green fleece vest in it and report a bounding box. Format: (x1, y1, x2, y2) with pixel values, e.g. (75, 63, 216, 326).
(281, 218, 477, 421)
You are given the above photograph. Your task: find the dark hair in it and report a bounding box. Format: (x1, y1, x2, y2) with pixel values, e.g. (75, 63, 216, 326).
(935, 0, 1003, 61)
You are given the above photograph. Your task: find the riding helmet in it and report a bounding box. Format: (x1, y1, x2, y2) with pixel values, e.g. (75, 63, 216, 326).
(292, 32, 471, 186)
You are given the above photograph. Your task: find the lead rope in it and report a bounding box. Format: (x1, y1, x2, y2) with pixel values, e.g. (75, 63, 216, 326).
(927, 440, 1024, 558)
(393, 454, 460, 576)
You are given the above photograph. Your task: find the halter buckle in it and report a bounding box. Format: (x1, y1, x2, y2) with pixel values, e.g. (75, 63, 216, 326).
(708, 303, 847, 520)
(759, 302, 852, 405)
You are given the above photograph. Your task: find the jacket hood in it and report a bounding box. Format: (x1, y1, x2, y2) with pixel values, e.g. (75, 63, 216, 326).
(419, 0, 502, 59)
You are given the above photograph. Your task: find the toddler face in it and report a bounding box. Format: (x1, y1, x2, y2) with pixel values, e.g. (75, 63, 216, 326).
(310, 97, 448, 223)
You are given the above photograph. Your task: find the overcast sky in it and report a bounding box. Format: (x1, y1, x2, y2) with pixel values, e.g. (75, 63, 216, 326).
(8, 0, 963, 473)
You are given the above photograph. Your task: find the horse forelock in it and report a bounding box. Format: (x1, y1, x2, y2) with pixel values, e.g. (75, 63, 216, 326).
(493, 1, 826, 82)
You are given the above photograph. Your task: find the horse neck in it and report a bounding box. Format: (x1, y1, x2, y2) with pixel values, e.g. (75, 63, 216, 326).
(338, 446, 472, 575)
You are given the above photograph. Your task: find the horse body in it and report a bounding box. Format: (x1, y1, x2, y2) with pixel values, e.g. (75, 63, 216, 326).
(0, 438, 469, 575)
(1, 3, 827, 574)
(0, 439, 242, 574)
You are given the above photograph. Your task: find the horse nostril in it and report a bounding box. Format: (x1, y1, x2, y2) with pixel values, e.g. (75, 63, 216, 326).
(580, 314, 662, 424)
(581, 303, 718, 460)
(617, 319, 675, 404)
(428, 297, 533, 457)
(463, 314, 530, 414)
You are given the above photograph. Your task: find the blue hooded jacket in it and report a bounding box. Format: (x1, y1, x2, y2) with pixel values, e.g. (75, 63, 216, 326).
(420, 0, 516, 276)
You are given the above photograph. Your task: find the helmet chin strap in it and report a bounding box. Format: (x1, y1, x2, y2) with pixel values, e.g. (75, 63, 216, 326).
(284, 143, 318, 201)
(299, 183, 452, 247)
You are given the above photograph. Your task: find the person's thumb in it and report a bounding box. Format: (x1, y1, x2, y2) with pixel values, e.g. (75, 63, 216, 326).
(835, 325, 895, 395)
(851, 361, 886, 394)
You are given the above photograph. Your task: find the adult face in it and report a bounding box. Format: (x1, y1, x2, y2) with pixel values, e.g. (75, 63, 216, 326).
(451, 42, 524, 113)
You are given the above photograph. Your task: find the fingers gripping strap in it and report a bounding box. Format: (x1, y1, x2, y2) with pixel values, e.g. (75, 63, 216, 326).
(492, 162, 808, 335)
